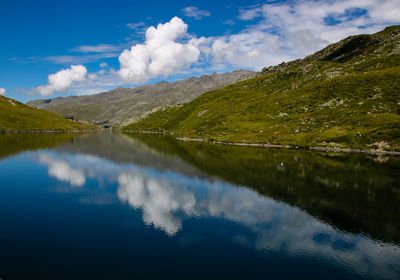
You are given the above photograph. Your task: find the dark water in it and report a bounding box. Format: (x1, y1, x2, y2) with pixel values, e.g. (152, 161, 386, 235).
(0, 132, 399, 279)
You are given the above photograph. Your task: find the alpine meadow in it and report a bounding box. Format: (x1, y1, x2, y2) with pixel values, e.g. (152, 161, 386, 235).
(124, 26, 400, 152)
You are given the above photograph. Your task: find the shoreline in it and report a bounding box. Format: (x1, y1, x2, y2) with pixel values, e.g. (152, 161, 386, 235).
(0, 129, 100, 134)
(4, 129, 398, 156)
(177, 137, 400, 156)
(123, 130, 400, 156)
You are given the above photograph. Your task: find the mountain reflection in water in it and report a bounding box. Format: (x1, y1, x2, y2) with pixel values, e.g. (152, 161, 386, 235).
(0, 132, 399, 279)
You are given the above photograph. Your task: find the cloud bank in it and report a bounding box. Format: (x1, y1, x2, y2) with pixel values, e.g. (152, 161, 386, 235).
(212, 0, 400, 69)
(0, 88, 5, 96)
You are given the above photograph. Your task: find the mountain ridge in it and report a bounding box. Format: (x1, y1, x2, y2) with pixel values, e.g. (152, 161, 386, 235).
(123, 25, 400, 151)
(27, 70, 255, 126)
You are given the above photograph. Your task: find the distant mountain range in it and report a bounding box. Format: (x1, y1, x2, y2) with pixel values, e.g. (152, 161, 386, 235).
(27, 70, 255, 127)
(124, 26, 400, 151)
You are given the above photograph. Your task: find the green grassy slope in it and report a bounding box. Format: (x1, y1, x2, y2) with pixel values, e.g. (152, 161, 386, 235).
(124, 26, 400, 151)
(0, 96, 94, 132)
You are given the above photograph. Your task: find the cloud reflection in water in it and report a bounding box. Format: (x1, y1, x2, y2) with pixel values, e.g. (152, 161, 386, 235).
(118, 172, 196, 235)
(39, 154, 86, 187)
(36, 151, 400, 279)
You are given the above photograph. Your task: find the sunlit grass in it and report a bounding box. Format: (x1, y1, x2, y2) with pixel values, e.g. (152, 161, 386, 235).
(124, 26, 400, 151)
(0, 96, 95, 132)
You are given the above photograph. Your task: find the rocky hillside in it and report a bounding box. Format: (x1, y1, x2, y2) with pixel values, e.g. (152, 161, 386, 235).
(27, 70, 255, 127)
(124, 26, 400, 151)
(0, 96, 94, 132)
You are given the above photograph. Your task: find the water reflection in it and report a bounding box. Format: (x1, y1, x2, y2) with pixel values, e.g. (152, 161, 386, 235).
(1, 132, 400, 279)
(39, 154, 85, 187)
(123, 133, 400, 244)
(118, 171, 196, 235)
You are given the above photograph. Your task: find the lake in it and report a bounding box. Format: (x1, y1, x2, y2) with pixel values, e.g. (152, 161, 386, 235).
(0, 132, 399, 279)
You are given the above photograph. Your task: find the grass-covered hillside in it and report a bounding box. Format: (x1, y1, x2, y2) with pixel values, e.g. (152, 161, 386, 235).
(124, 26, 400, 151)
(0, 96, 94, 132)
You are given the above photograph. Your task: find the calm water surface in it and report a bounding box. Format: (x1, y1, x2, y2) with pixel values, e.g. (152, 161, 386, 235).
(0, 132, 399, 279)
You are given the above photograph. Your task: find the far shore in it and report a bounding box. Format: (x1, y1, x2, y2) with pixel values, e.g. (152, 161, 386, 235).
(0, 129, 99, 134)
(122, 130, 400, 156)
(3, 129, 398, 156)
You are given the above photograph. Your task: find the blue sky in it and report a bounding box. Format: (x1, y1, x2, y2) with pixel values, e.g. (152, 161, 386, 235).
(1, 0, 399, 102)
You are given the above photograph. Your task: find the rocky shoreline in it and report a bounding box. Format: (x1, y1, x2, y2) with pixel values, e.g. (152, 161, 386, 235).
(176, 137, 400, 156)
(122, 130, 400, 156)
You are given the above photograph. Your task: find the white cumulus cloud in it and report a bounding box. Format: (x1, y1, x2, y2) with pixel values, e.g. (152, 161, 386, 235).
(32, 65, 87, 97)
(118, 17, 200, 83)
(0, 88, 5, 96)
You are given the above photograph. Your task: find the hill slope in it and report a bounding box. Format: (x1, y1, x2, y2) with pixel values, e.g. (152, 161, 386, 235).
(27, 70, 255, 126)
(124, 26, 400, 151)
(0, 96, 93, 132)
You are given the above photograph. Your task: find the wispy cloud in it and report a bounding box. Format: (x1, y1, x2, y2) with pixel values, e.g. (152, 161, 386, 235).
(43, 42, 132, 64)
(222, 19, 235, 25)
(44, 52, 120, 64)
(126, 22, 145, 29)
(0, 88, 6, 96)
(69, 86, 111, 96)
(238, 6, 262, 20)
(182, 6, 211, 20)
(70, 43, 124, 53)
(126, 21, 147, 34)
